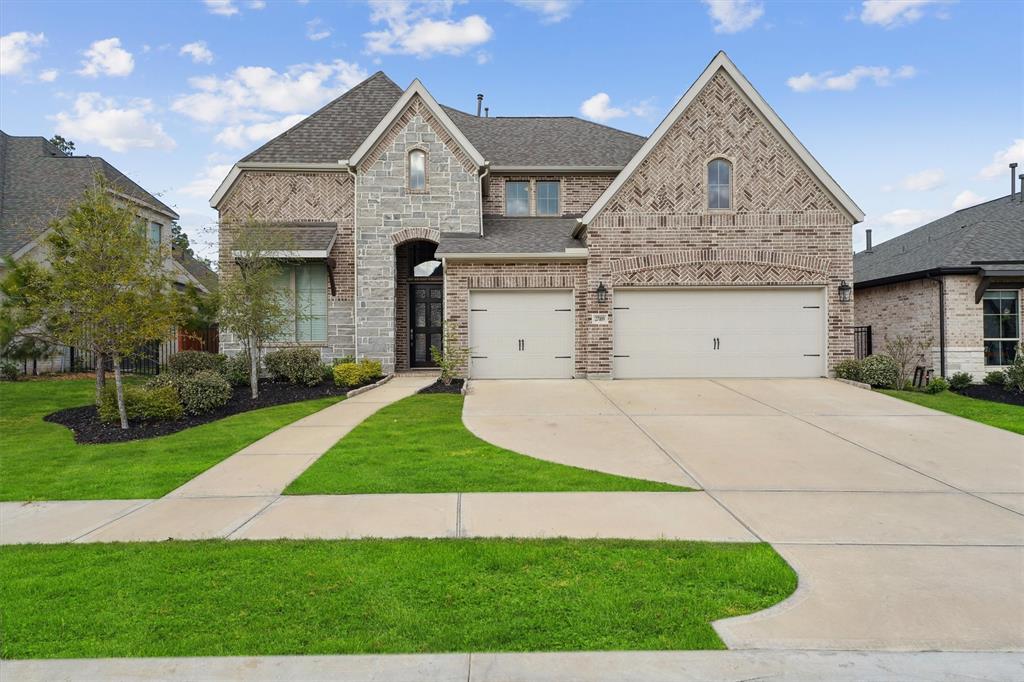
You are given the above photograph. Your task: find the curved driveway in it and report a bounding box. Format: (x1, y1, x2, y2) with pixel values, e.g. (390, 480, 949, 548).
(464, 378, 1024, 651)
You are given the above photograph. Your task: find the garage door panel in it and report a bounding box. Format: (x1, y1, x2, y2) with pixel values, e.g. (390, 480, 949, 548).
(470, 291, 574, 379)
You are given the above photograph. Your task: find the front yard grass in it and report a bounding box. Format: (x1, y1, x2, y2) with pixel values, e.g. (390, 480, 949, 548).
(0, 539, 795, 658)
(0, 378, 341, 501)
(286, 394, 689, 494)
(880, 389, 1024, 435)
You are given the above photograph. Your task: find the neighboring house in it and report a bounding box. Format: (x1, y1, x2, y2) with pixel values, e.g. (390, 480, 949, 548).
(211, 52, 863, 379)
(854, 192, 1024, 380)
(0, 131, 210, 370)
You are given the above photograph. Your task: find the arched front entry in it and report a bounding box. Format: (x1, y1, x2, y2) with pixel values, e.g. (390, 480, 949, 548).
(395, 238, 443, 369)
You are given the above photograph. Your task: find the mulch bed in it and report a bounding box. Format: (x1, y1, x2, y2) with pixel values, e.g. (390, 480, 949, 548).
(957, 384, 1024, 407)
(418, 378, 465, 395)
(44, 379, 359, 445)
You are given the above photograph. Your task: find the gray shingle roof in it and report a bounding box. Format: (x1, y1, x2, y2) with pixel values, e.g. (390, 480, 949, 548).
(173, 247, 218, 292)
(259, 222, 338, 251)
(237, 71, 645, 168)
(436, 217, 583, 256)
(854, 195, 1024, 286)
(0, 132, 178, 258)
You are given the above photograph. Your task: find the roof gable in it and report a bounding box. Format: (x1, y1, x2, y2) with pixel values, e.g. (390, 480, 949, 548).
(580, 52, 864, 226)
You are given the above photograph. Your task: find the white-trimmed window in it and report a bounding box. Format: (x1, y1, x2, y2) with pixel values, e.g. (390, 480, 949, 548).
(983, 290, 1020, 366)
(708, 158, 732, 210)
(505, 181, 529, 216)
(273, 263, 328, 343)
(408, 149, 426, 191)
(536, 181, 560, 216)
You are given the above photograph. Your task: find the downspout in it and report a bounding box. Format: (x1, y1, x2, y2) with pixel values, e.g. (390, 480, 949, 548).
(926, 273, 946, 377)
(346, 160, 359, 360)
(478, 162, 490, 237)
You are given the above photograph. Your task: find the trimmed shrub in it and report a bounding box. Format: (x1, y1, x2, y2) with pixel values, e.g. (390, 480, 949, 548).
(264, 347, 324, 386)
(167, 351, 226, 378)
(833, 358, 862, 382)
(948, 371, 973, 391)
(145, 373, 176, 390)
(333, 359, 383, 388)
(859, 354, 900, 389)
(1005, 347, 1024, 392)
(983, 370, 1007, 387)
(223, 353, 251, 386)
(332, 355, 355, 366)
(99, 384, 183, 423)
(924, 377, 949, 394)
(175, 370, 233, 416)
(0, 360, 19, 381)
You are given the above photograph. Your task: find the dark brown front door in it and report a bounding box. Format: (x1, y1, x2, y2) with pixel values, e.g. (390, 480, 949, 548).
(410, 283, 443, 367)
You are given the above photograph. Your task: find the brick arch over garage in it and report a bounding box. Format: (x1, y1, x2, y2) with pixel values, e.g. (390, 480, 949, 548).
(390, 227, 440, 246)
(610, 249, 831, 287)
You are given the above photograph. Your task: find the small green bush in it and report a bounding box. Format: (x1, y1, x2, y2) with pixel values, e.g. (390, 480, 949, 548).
(948, 371, 973, 391)
(1005, 346, 1024, 392)
(332, 358, 383, 388)
(99, 384, 183, 423)
(264, 347, 324, 386)
(332, 355, 355, 366)
(145, 373, 176, 390)
(175, 370, 233, 415)
(924, 377, 949, 394)
(223, 353, 251, 386)
(859, 354, 900, 389)
(167, 351, 226, 378)
(983, 370, 1007, 387)
(0, 359, 20, 381)
(833, 358, 863, 382)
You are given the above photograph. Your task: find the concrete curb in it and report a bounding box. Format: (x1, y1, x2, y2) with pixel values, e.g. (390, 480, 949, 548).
(834, 377, 871, 390)
(461, 379, 469, 396)
(346, 374, 393, 398)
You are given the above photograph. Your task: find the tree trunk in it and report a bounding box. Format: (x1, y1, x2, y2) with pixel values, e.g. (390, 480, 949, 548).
(112, 355, 128, 429)
(94, 354, 107, 405)
(249, 340, 259, 399)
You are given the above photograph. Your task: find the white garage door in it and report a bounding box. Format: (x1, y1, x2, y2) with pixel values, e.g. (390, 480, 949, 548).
(613, 288, 826, 378)
(469, 290, 574, 379)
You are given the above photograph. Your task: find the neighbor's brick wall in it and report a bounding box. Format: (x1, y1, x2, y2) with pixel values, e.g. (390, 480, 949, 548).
(217, 170, 356, 361)
(584, 69, 855, 376)
(444, 260, 588, 377)
(483, 174, 616, 217)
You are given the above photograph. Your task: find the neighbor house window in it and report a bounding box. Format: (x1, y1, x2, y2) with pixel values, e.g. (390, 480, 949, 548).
(983, 290, 1020, 366)
(408, 149, 426, 191)
(148, 222, 162, 249)
(273, 263, 328, 343)
(536, 181, 560, 216)
(505, 181, 529, 216)
(708, 158, 732, 210)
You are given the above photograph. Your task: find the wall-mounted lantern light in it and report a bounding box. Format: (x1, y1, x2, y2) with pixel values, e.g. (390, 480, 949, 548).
(596, 282, 608, 303)
(838, 280, 852, 303)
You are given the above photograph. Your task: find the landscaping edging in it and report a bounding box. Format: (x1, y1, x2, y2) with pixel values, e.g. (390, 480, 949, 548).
(346, 374, 392, 398)
(834, 377, 871, 390)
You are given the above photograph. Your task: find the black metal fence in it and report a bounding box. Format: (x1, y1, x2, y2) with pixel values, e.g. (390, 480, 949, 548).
(854, 325, 872, 360)
(68, 340, 171, 376)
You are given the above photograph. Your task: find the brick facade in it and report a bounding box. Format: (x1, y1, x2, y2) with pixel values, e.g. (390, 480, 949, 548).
(483, 174, 616, 217)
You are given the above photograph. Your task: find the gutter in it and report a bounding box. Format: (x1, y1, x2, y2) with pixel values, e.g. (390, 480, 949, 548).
(436, 250, 588, 261)
(478, 162, 490, 237)
(853, 267, 980, 290)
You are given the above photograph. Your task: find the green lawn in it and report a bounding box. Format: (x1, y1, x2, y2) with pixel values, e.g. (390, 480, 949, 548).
(0, 378, 341, 501)
(0, 539, 795, 658)
(880, 389, 1024, 435)
(286, 394, 689, 494)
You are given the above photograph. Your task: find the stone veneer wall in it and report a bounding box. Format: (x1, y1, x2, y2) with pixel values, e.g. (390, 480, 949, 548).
(217, 170, 356, 361)
(443, 260, 588, 376)
(355, 95, 480, 373)
(584, 69, 855, 376)
(483, 174, 617, 216)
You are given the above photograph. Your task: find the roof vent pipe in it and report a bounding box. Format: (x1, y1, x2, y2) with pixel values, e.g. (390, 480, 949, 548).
(484, 106, 489, 117)
(1011, 162, 1018, 201)
(865, 228, 873, 253)
(1019, 174, 1023, 203)
(476, 93, 483, 116)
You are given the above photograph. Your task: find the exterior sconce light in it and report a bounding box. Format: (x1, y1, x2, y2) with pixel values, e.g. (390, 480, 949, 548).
(596, 282, 608, 303)
(838, 280, 852, 303)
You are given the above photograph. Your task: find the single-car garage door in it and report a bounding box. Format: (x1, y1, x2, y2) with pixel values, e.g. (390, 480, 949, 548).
(469, 290, 574, 379)
(613, 288, 826, 378)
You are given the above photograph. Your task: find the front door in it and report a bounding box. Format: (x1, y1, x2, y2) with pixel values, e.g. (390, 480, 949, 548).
(410, 283, 443, 367)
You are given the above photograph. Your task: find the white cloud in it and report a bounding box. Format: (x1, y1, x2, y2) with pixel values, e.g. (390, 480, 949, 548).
(1, 31, 45, 76)
(364, 1, 493, 57)
(51, 93, 175, 152)
(215, 114, 307, 148)
(204, 0, 239, 15)
(787, 64, 915, 92)
(180, 161, 235, 198)
(979, 139, 1024, 178)
(579, 92, 653, 123)
(475, 51, 491, 65)
(860, 0, 946, 28)
(180, 41, 214, 64)
(900, 167, 945, 192)
(508, 0, 578, 24)
(952, 190, 984, 210)
(38, 68, 58, 82)
(248, 0, 267, 8)
(306, 19, 332, 41)
(702, 0, 764, 34)
(77, 37, 134, 77)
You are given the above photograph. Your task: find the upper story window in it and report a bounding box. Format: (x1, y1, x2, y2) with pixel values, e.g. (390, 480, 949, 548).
(408, 149, 426, 191)
(536, 181, 560, 216)
(708, 158, 732, 210)
(983, 290, 1020, 366)
(147, 222, 162, 250)
(505, 181, 529, 216)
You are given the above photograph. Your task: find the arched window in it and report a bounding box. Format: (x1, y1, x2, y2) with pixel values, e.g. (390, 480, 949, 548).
(708, 158, 732, 210)
(408, 149, 426, 191)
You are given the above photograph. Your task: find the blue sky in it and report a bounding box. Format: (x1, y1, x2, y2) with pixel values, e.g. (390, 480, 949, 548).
(2, 0, 1021, 262)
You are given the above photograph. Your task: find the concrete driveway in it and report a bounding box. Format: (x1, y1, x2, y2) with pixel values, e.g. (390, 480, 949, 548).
(464, 378, 1024, 651)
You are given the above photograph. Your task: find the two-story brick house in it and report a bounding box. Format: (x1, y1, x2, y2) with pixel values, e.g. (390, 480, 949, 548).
(212, 52, 863, 379)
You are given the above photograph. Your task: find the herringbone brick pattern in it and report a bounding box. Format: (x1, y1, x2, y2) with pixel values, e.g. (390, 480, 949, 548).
(358, 96, 478, 175)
